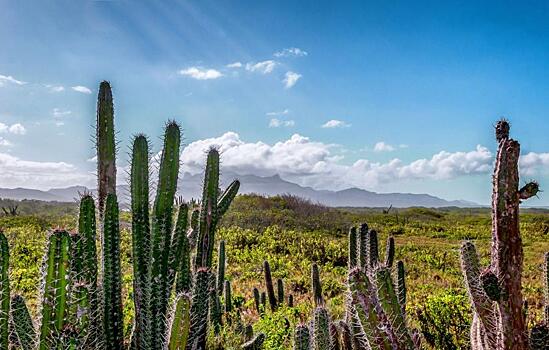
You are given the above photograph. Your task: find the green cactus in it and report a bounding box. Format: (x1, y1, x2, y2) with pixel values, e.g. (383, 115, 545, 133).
(277, 278, 285, 306)
(396, 260, 406, 310)
(329, 322, 340, 350)
(96, 80, 116, 217)
(358, 224, 368, 270)
(217, 240, 226, 296)
(312, 307, 331, 350)
(294, 324, 310, 350)
(225, 280, 233, 313)
(263, 261, 278, 311)
(171, 203, 190, 294)
(102, 194, 124, 349)
(167, 294, 191, 350)
(0, 232, 9, 349)
(348, 227, 357, 269)
(10, 295, 35, 350)
(385, 236, 395, 268)
(335, 321, 352, 350)
(39, 230, 72, 350)
(368, 229, 379, 268)
(311, 264, 323, 307)
(187, 269, 211, 350)
(253, 287, 261, 314)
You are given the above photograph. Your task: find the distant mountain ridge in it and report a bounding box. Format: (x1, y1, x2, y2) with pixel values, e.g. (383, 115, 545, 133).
(0, 173, 478, 208)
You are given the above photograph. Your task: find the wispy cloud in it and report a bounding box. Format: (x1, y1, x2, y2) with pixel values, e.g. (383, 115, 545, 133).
(52, 108, 72, 126)
(179, 67, 223, 80)
(226, 62, 243, 68)
(274, 47, 308, 58)
(72, 86, 92, 94)
(0, 74, 27, 86)
(266, 109, 290, 116)
(45, 84, 65, 92)
(321, 120, 351, 128)
(245, 60, 277, 74)
(269, 118, 295, 128)
(283, 71, 301, 88)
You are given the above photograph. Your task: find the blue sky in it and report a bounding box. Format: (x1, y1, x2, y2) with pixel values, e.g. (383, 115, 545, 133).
(0, 1, 548, 205)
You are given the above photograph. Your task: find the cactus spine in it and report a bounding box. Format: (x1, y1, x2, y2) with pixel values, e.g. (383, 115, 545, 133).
(217, 240, 226, 296)
(186, 269, 211, 350)
(96, 81, 116, 217)
(460, 120, 541, 350)
(347, 227, 357, 269)
(294, 324, 311, 350)
(167, 294, 191, 350)
(10, 295, 35, 350)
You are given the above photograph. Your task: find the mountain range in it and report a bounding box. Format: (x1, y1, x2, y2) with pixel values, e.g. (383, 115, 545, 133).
(0, 172, 478, 208)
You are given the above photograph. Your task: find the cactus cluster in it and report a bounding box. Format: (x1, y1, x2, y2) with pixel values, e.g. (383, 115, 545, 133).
(290, 223, 419, 350)
(0, 81, 242, 350)
(460, 120, 543, 350)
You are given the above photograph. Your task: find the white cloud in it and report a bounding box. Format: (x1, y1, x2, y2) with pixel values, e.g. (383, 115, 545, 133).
(72, 86, 92, 94)
(520, 152, 549, 176)
(179, 67, 223, 80)
(226, 62, 243, 68)
(8, 123, 26, 135)
(374, 142, 395, 152)
(321, 120, 351, 128)
(283, 71, 301, 88)
(180, 132, 499, 191)
(269, 118, 295, 128)
(245, 60, 277, 74)
(274, 47, 308, 57)
(0, 123, 27, 135)
(47, 85, 65, 92)
(0, 74, 27, 86)
(266, 109, 290, 116)
(0, 152, 93, 190)
(0, 138, 12, 147)
(52, 108, 72, 118)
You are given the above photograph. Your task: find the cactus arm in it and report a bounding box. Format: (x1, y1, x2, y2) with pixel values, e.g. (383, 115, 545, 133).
(358, 224, 368, 270)
(167, 294, 191, 350)
(253, 288, 261, 314)
(348, 227, 357, 269)
(217, 180, 240, 217)
(150, 121, 181, 341)
(102, 194, 124, 349)
(10, 295, 35, 350)
(170, 203, 189, 292)
(54, 231, 71, 333)
(0, 232, 9, 349)
(38, 231, 59, 349)
(293, 324, 311, 350)
(224, 280, 232, 313)
(194, 148, 220, 269)
(216, 240, 226, 296)
(96, 81, 116, 216)
(375, 267, 414, 348)
(263, 261, 278, 311)
(460, 241, 497, 348)
(186, 269, 211, 350)
(175, 226, 192, 295)
(395, 260, 407, 311)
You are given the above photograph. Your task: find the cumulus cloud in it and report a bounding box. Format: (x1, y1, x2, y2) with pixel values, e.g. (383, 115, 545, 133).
(179, 132, 502, 191)
(0, 74, 27, 86)
(321, 120, 351, 128)
(520, 152, 549, 176)
(274, 47, 308, 57)
(179, 67, 223, 80)
(0, 152, 93, 189)
(245, 60, 277, 74)
(269, 119, 295, 128)
(0, 123, 26, 135)
(374, 142, 405, 152)
(46, 85, 65, 92)
(72, 86, 92, 94)
(283, 71, 301, 88)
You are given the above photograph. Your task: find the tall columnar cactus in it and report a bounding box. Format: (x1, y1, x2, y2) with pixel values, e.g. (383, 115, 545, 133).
(311, 263, 323, 307)
(217, 240, 226, 296)
(0, 232, 9, 349)
(264, 260, 278, 311)
(96, 80, 116, 216)
(10, 295, 35, 350)
(348, 227, 357, 269)
(167, 294, 191, 350)
(312, 306, 331, 350)
(187, 268, 211, 350)
(358, 223, 368, 270)
(102, 193, 124, 349)
(149, 122, 181, 341)
(460, 120, 541, 350)
(277, 278, 285, 306)
(38, 230, 72, 350)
